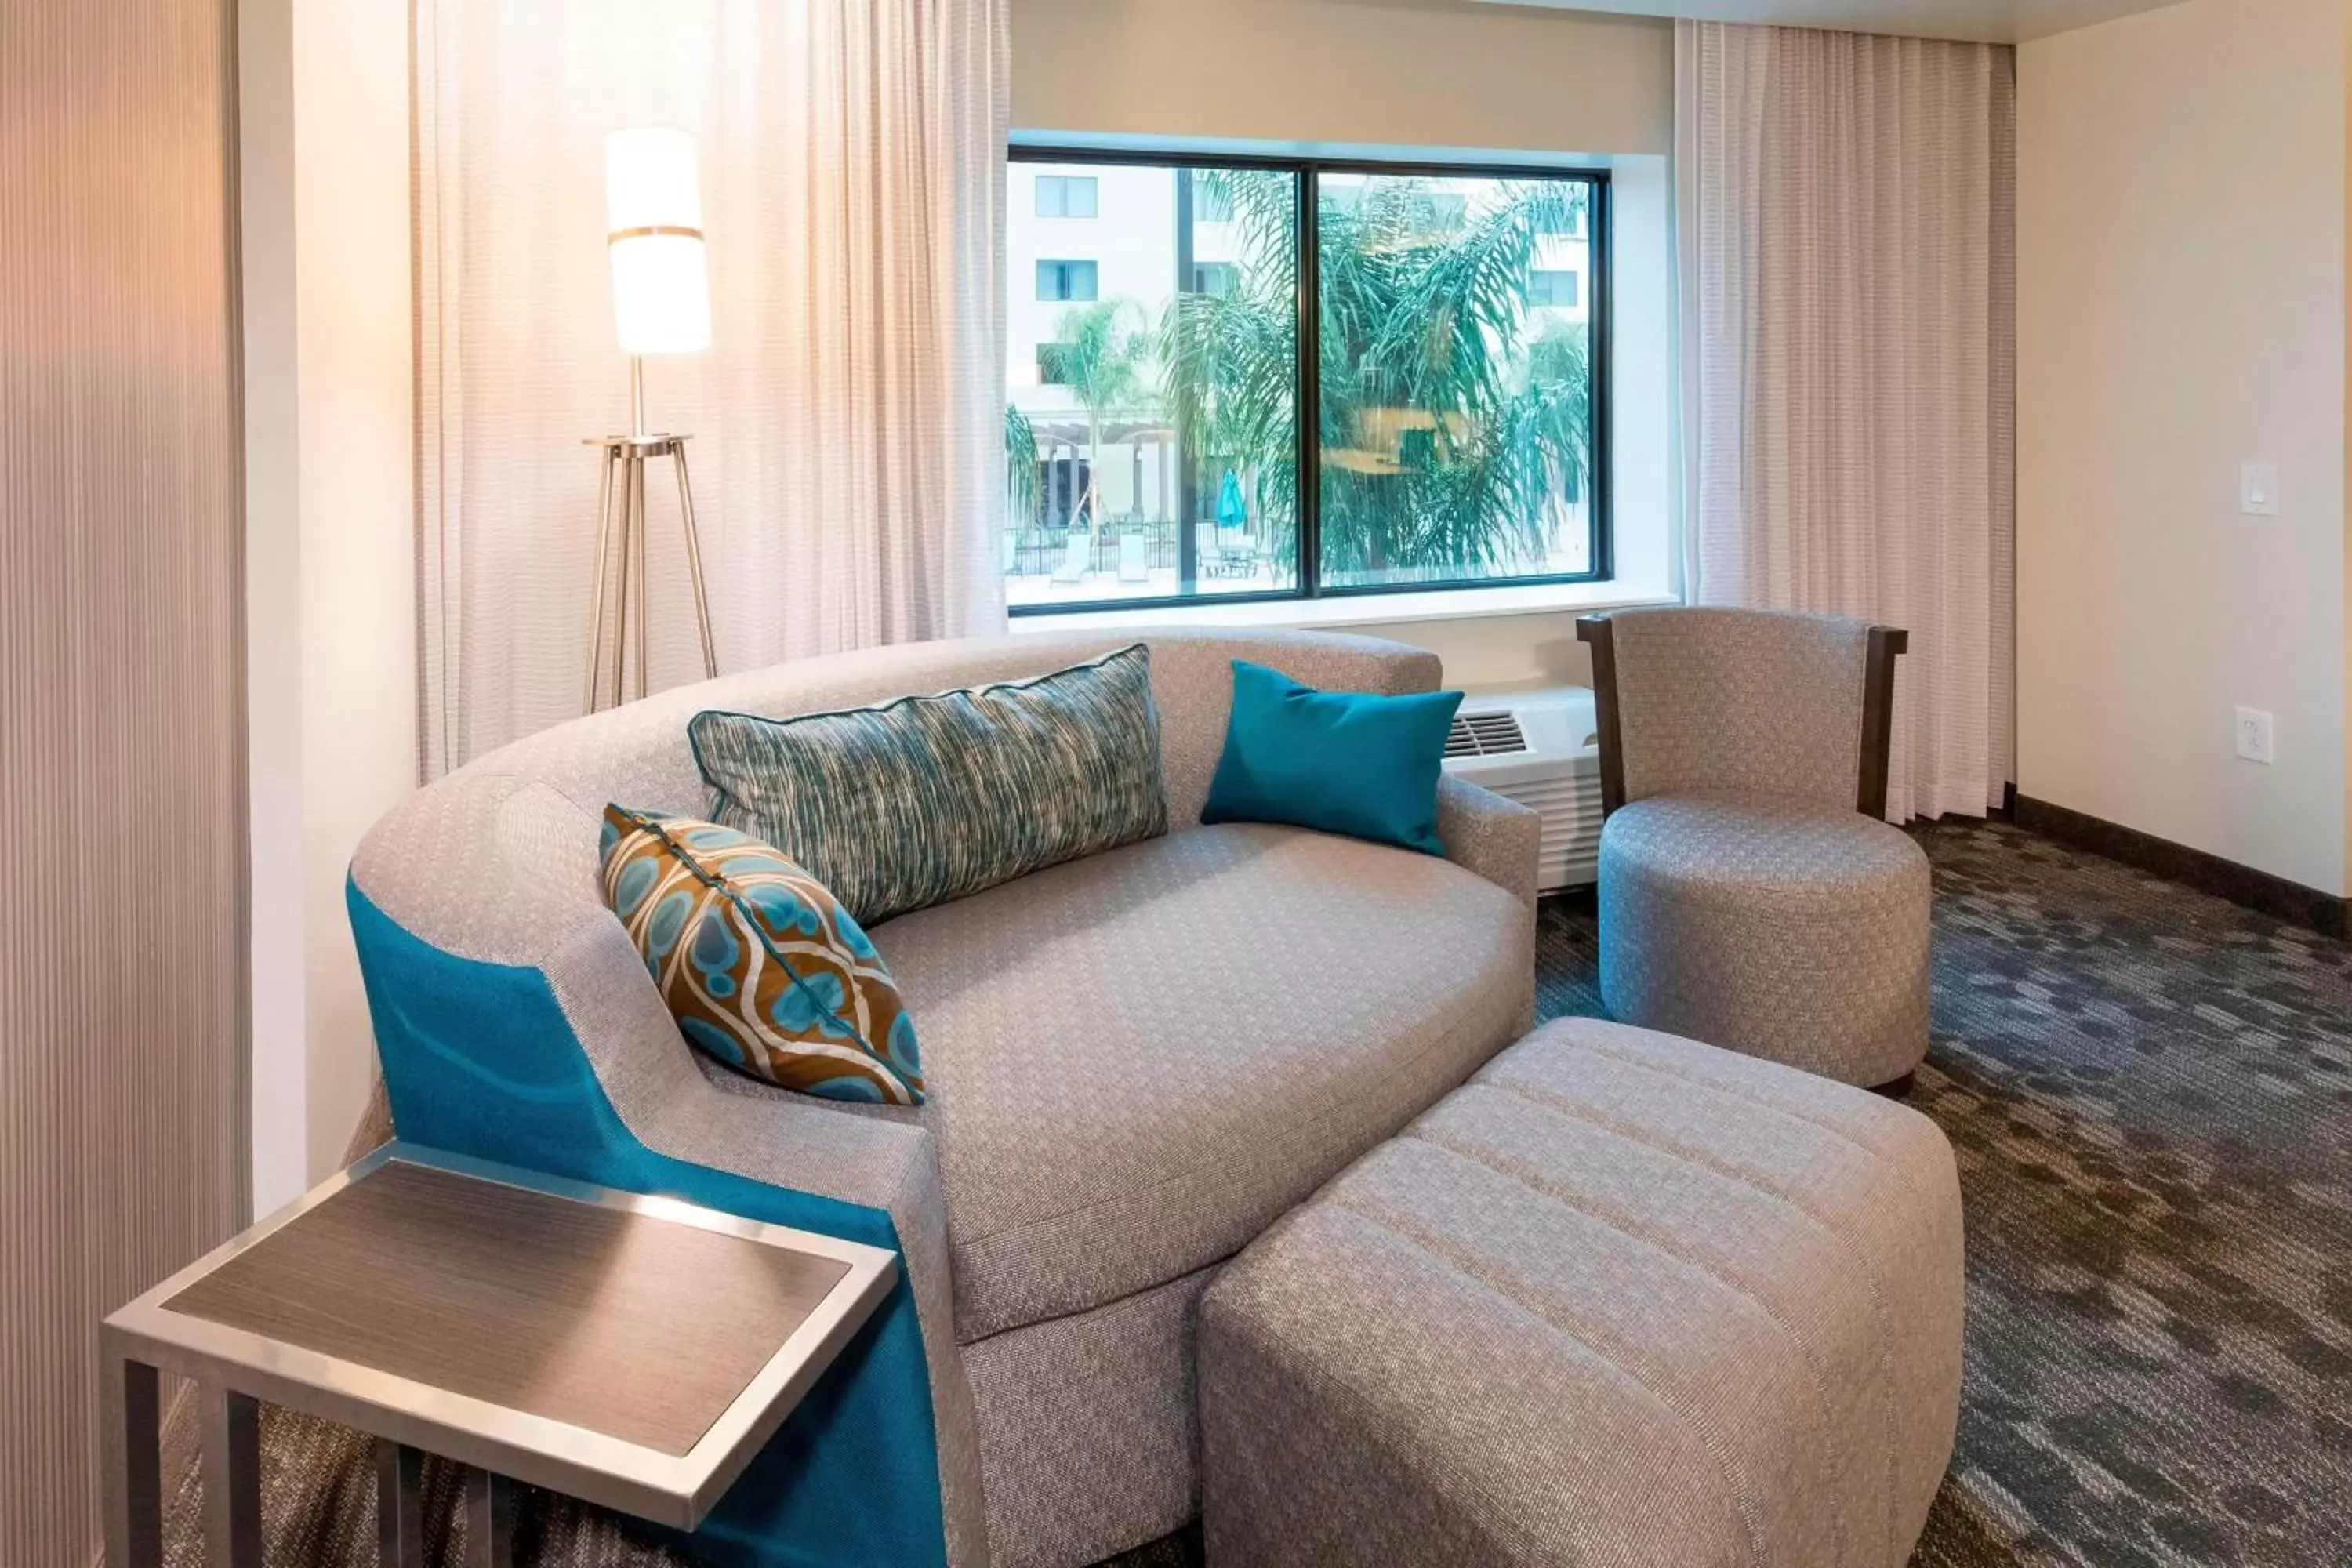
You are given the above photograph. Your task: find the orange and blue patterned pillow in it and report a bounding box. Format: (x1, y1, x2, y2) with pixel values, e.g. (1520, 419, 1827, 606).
(597, 804, 924, 1105)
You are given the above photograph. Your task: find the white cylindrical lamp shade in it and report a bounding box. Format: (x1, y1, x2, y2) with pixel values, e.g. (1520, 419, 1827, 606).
(605, 126, 711, 355)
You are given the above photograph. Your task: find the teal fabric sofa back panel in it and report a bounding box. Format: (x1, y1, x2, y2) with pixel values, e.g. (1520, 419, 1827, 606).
(347, 879, 948, 1568)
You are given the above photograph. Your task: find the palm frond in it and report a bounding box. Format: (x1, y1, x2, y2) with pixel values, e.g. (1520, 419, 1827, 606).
(1004, 403, 1040, 524)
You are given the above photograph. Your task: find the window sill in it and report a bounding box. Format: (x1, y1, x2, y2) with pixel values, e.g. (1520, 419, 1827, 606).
(1005, 578, 1679, 635)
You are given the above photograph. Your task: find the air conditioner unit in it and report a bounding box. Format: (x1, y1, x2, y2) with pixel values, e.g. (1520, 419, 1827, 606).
(1441, 685, 1602, 893)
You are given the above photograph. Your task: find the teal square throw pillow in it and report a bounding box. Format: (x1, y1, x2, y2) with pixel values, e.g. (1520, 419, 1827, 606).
(1201, 659, 1463, 854)
(599, 805, 923, 1105)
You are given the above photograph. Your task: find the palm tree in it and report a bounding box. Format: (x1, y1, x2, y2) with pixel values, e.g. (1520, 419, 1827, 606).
(1044, 299, 1151, 544)
(1004, 403, 1040, 528)
(1511, 319, 1592, 545)
(1160, 173, 1592, 583)
(1317, 177, 1584, 580)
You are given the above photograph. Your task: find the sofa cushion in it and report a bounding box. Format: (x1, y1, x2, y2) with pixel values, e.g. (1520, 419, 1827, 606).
(871, 822, 1534, 1342)
(598, 806, 924, 1104)
(1202, 660, 1463, 855)
(690, 644, 1167, 927)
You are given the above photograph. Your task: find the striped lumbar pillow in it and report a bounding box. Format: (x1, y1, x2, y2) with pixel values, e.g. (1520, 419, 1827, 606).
(688, 644, 1167, 927)
(598, 805, 924, 1104)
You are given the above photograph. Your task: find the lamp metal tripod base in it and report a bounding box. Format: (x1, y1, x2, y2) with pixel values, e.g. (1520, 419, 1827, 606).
(582, 426, 717, 713)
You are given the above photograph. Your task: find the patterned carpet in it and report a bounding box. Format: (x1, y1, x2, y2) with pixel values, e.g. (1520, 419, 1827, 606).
(165, 822, 2352, 1565)
(1540, 821, 2352, 1568)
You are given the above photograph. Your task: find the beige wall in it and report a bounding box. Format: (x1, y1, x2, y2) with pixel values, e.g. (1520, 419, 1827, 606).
(295, 0, 418, 1182)
(1014, 0, 1672, 155)
(2017, 0, 2351, 895)
(1344, 609, 1598, 687)
(242, 0, 418, 1204)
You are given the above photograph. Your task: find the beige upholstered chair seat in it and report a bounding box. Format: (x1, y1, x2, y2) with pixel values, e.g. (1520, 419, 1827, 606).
(1599, 794, 1932, 1087)
(1200, 1016, 1965, 1568)
(870, 822, 1532, 1344)
(1600, 793, 1928, 915)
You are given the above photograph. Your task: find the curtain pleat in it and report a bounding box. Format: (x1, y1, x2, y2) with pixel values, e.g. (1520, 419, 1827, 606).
(1675, 20, 2016, 821)
(416, 0, 1008, 776)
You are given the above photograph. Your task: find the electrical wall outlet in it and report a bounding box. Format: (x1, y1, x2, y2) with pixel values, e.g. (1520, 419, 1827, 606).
(2235, 706, 2274, 764)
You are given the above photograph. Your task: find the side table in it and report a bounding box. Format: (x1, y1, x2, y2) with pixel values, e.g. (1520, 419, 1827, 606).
(101, 1142, 898, 1566)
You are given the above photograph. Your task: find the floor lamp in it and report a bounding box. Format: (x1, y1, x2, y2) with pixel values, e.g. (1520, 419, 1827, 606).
(586, 125, 718, 712)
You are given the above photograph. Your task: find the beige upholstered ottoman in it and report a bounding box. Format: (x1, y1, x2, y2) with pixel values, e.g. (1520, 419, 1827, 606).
(1198, 1016, 1965, 1568)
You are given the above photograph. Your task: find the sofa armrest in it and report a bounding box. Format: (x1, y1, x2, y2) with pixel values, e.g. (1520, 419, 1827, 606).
(1437, 774, 1541, 910)
(634, 1087, 989, 1566)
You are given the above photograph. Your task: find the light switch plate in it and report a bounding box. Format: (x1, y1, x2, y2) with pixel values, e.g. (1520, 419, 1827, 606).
(2241, 463, 2281, 516)
(2235, 706, 2274, 764)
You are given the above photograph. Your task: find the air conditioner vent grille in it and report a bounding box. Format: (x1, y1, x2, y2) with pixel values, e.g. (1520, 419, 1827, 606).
(1444, 710, 1530, 758)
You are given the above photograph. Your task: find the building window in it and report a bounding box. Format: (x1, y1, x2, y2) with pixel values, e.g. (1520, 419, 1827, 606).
(1004, 152, 1607, 612)
(1528, 268, 1580, 308)
(1036, 260, 1098, 302)
(1189, 262, 1239, 298)
(1035, 173, 1098, 219)
(1537, 204, 1585, 240)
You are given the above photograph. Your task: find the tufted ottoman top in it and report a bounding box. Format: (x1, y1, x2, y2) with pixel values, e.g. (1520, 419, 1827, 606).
(1198, 1014, 1965, 1568)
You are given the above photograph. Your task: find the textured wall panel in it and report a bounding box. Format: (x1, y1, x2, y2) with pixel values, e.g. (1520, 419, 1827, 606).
(0, 0, 249, 1560)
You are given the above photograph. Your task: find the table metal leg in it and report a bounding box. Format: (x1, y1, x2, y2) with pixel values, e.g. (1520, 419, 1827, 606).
(464, 1468, 517, 1568)
(376, 1440, 426, 1568)
(201, 1386, 262, 1566)
(100, 1348, 161, 1568)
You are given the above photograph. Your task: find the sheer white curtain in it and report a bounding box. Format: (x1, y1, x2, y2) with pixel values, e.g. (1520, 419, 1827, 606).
(416, 0, 1008, 775)
(1675, 20, 2015, 821)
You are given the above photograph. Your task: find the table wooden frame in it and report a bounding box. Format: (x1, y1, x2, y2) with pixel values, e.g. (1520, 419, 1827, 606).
(101, 1142, 898, 1566)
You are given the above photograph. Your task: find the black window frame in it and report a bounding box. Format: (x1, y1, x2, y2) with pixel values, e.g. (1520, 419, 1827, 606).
(1008, 145, 1613, 617)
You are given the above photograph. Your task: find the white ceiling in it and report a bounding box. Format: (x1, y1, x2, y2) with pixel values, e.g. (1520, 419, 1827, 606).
(1472, 0, 2190, 45)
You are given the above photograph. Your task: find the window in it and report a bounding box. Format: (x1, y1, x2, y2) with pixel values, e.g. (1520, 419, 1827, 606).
(1189, 262, 1239, 299)
(1528, 268, 1580, 308)
(1004, 152, 1606, 612)
(1035, 174, 1098, 218)
(1036, 260, 1098, 302)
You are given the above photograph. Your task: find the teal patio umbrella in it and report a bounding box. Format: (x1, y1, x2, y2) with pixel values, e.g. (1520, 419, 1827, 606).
(1216, 470, 1247, 531)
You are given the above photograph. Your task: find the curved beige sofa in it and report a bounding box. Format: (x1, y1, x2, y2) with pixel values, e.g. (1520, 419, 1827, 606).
(348, 628, 1541, 1567)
